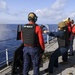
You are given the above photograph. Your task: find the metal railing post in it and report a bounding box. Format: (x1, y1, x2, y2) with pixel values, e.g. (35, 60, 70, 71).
(6, 49, 9, 66)
(44, 24, 50, 44)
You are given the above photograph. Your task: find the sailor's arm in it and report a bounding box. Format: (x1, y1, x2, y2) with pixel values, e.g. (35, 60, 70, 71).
(44, 30, 63, 37)
(37, 26, 45, 50)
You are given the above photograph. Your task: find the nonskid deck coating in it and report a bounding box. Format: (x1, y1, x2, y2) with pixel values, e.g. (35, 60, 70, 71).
(0, 38, 75, 75)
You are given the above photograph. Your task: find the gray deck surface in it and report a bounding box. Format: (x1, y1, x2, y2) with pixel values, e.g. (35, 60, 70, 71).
(0, 38, 75, 75)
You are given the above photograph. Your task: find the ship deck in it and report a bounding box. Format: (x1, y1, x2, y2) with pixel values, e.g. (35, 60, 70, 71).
(0, 38, 75, 75)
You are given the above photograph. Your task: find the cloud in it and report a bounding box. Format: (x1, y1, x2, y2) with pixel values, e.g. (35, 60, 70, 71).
(51, 0, 67, 10)
(69, 12, 75, 18)
(0, 0, 28, 18)
(35, 0, 68, 23)
(0, 0, 75, 24)
(0, 0, 68, 24)
(0, 0, 8, 12)
(0, 11, 28, 24)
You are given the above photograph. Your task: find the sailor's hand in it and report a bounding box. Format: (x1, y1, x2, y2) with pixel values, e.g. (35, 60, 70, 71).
(43, 30, 49, 33)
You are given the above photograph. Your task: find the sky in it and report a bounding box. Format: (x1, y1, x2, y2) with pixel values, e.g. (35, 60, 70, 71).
(0, 0, 75, 24)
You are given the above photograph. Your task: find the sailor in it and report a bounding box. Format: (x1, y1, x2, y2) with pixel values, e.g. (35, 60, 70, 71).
(21, 12, 45, 75)
(69, 19, 75, 56)
(44, 22, 69, 74)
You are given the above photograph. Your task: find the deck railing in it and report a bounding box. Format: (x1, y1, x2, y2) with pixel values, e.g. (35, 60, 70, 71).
(0, 45, 19, 67)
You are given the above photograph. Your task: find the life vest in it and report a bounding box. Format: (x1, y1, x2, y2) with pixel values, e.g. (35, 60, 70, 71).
(22, 24, 38, 46)
(57, 30, 69, 47)
(72, 25, 75, 35)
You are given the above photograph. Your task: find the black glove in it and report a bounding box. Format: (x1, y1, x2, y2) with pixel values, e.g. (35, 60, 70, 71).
(41, 50, 44, 54)
(39, 46, 44, 54)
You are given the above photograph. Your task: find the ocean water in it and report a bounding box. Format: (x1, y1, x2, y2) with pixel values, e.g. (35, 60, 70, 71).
(0, 24, 57, 67)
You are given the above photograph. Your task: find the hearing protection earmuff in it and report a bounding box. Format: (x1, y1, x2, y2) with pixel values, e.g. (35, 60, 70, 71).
(28, 12, 38, 22)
